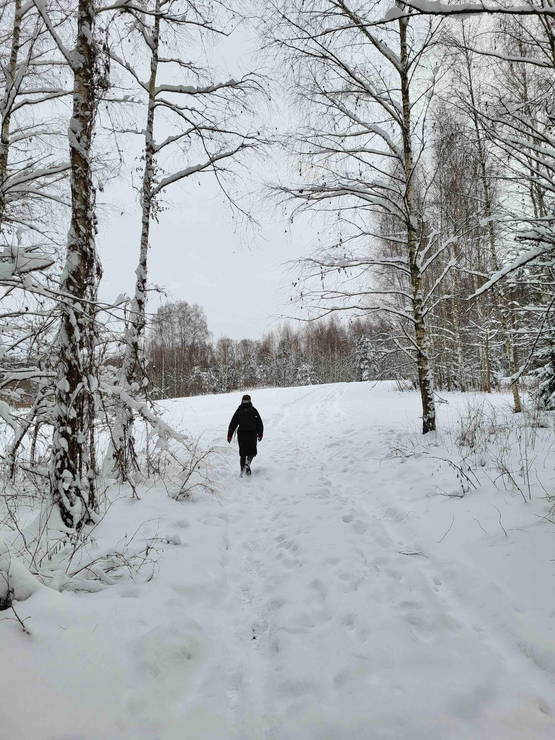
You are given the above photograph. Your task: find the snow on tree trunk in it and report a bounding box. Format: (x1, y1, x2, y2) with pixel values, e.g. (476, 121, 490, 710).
(459, 24, 523, 411)
(112, 1, 161, 483)
(50, 0, 101, 530)
(399, 10, 436, 434)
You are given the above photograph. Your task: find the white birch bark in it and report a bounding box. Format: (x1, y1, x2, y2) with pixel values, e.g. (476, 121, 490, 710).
(398, 6, 436, 432)
(112, 0, 161, 483)
(110, 0, 258, 477)
(460, 30, 523, 412)
(47, 0, 102, 530)
(270, 0, 438, 432)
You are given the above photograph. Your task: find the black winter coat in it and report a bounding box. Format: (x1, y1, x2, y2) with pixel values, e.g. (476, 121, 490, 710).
(228, 402, 264, 440)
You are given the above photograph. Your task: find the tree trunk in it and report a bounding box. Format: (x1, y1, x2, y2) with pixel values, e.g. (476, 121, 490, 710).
(462, 28, 522, 412)
(112, 1, 161, 482)
(399, 9, 436, 433)
(50, 0, 101, 530)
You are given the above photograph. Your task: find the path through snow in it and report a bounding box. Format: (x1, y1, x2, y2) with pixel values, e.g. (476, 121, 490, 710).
(1, 383, 554, 739)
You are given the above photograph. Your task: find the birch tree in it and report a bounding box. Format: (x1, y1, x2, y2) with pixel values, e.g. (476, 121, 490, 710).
(435, 11, 555, 407)
(390, 0, 555, 408)
(0, 0, 75, 483)
(268, 0, 442, 432)
(109, 0, 262, 479)
(444, 21, 525, 410)
(33, 0, 107, 530)
(489, 13, 555, 408)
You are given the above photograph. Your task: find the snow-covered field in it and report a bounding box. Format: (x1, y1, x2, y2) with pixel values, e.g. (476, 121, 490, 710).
(1, 382, 555, 740)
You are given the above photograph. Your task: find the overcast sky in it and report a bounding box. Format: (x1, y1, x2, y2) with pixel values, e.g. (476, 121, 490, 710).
(96, 15, 314, 342)
(97, 156, 309, 341)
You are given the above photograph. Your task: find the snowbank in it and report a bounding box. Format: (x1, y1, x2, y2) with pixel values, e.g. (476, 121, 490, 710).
(0, 554, 41, 606)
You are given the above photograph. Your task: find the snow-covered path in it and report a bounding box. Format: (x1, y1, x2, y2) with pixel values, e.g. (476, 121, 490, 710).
(2, 383, 554, 739)
(188, 384, 554, 740)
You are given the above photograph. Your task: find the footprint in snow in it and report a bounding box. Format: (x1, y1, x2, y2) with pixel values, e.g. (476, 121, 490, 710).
(372, 556, 390, 571)
(266, 596, 287, 612)
(403, 611, 437, 644)
(384, 506, 407, 523)
(386, 568, 404, 582)
(312, 487, 331, 500)
(277, 678, 319, 699)
(342, 612, 356, 629)
(338, 571, 364, 593)
(333, 661, 373, 690)
(119, 586, 141, 598)
(274, 534, 300, 553)
(283, 555, 303, 569)
(131, 619, 205, 682)
(342, 512, 369, 535)
(242, 540, 262, 553)
(201, 513, 228, 526)
(308, 578, 327, 602)
(163, 534, 182, 546)
(351, 519, 368, 535)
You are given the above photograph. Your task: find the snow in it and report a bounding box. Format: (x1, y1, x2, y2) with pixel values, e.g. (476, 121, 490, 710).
(0, 246, 54, 278)
(0, 554, 41, 603)
(471, 244, 552, 298)
(1, 382, 554, 739)
(395, 0, 555, 16)
(0, 399, 17, 429)
(155, 79, 239, 96)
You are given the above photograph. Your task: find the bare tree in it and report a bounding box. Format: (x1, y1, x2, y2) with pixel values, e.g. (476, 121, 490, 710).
(108, 0, 262, 479)
(0, 0, 71, 235)
(267, 0, 443, 432)
(390, 0, 555, 409)
(33, 0, 107, 529)
(0, 0, 75, 487)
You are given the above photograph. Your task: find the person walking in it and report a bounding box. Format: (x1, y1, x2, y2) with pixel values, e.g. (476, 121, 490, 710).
(227, 394, 264, 476)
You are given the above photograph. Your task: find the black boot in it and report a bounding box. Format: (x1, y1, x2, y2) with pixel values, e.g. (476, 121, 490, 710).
(245, 456, 252, 476)
(240, 455, 246, 477)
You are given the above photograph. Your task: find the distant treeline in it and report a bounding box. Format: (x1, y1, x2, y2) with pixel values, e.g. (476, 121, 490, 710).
(147, 301, 389, 399)
(146, 298, 548, 401)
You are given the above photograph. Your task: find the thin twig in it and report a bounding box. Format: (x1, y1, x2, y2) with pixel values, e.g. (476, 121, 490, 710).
(2, 604, 32, 635)
(397, 550, 427, 557)
(494, 506, 508, 537)
(473, 517, 488, 535)
(437, 513, 455, 543)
